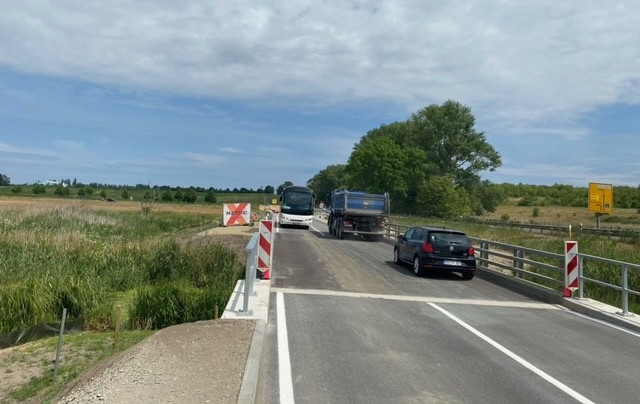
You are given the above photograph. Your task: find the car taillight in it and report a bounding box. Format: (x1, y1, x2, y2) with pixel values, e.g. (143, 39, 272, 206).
(422, 242, 434, 253)
(468, 246, 476, 256)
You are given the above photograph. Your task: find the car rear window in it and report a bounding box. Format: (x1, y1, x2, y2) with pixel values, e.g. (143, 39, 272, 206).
(429, 232, 469, 245)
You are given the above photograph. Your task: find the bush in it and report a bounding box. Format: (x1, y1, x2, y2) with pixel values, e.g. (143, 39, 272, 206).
(32, 185, 46, 195)
(182, 189, 198, 203)
(500, 213, 510, 221)
(54, 186, 71, 197)
(204, 191, 217, 203)
(161, 191, 173, 202)
(532, 207, 540, 217)
(129, 281, 217, 329)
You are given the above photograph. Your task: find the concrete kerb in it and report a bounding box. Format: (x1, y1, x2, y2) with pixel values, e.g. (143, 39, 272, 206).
(476, 267, 640, 334)
(222, 278, 271, 404)
(237, 319, 266, 404)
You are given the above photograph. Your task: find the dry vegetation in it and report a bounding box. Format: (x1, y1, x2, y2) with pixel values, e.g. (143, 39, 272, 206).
(482, 198, 640, 229)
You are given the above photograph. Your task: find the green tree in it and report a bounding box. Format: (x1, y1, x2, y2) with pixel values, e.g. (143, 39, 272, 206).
(122, 190, 130, 200)
(182, 189, 198, 203)
(10, 185, 22, 194)
(33, 185, 46, 195)
(264, 185, 275, 194)
(277, 181, 294, 195)
(161, 191, 173, 202)
(345, 133, 430, 213)
(174, 189, 184, 202)
(99, 190, 107, 199)
(467, 179, 506, 215)
(204, 190, 217, 203)
(306, 164, 346, 205)
(416, 176, 471, 219)
(54, 186, 71, 197)
(409, 100, 501, 187)
(0, 173, 10, 186)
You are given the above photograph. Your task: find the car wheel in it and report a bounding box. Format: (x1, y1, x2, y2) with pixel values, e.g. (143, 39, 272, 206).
(413, 256, 423, 276)
(461, 271, 475, 280)
(393, 248, 401, 265)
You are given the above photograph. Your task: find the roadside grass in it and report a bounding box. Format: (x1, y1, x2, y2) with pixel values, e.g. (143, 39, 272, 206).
(0, 203, 245, 333)
(0, 330, 153, 404)
(0, 187, 274, 207)
(0, 197, 252, 402)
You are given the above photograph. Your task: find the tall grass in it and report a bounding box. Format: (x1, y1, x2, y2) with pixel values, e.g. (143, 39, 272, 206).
(0, 205, 243, 333)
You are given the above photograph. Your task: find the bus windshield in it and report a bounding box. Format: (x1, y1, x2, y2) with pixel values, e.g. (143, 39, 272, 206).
(281, 190, 315, 215)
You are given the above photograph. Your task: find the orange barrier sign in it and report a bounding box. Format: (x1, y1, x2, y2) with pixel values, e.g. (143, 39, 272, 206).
(223, 203, 251, 226)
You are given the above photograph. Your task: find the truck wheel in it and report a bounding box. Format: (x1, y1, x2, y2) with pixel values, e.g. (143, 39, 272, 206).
(337, 219, 344, 239)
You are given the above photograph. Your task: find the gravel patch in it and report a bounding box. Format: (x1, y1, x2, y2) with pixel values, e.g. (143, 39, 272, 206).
(57, 319, 256, 404)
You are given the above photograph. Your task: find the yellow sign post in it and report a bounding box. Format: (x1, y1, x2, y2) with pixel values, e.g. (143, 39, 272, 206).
(588, 182, 613, 229)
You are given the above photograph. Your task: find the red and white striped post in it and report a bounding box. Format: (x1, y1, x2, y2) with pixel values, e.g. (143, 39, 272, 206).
(564, 241, 579, 297)
(258, 220, 274, 279)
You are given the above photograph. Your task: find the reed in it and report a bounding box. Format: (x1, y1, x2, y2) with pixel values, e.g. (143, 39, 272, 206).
(0, 204, 242, 333)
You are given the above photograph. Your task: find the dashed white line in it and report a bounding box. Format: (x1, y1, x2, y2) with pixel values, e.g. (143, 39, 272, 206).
(429, 302, 595, 404)
(277, 292, 295, 404)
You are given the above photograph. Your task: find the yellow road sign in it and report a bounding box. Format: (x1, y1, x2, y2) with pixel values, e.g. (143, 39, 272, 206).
(588, 182, 613, 214)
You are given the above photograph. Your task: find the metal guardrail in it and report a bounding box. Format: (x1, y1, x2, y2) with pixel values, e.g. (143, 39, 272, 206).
(465, 219, 640, 238)
(239, 233, 260, 315)
(385, 223, 639, 315)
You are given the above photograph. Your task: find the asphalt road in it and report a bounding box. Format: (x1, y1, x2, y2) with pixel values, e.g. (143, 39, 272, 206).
(255, 216, 640, 404)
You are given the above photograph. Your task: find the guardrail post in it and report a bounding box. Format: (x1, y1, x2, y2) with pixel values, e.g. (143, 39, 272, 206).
(578, 255, 584, 300)
(621, 265, 629, 316)
(239, 233, 259, 316)
(512, 248, 524, 277)
(480, 241, 488, 262)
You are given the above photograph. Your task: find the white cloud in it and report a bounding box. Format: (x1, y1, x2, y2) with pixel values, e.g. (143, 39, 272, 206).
(1, 1, 638, 121)
(0, 142, 59, 158)
(182, 152, 225, 168)
(219, 147, 245, 154)
(2, 1, 640, 188)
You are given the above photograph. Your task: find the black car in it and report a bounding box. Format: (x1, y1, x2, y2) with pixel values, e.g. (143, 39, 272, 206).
(393, 226, 476, 279)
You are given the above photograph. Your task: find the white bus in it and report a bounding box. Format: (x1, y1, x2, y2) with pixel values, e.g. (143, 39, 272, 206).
(279, 186, 316, 229)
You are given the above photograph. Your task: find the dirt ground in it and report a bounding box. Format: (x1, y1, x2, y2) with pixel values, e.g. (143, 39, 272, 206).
(56, 319, 256, 404)
(0, 217, 258, 403)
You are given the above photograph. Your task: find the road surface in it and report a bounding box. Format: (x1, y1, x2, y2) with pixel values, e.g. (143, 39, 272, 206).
(255, 216, 640, 404)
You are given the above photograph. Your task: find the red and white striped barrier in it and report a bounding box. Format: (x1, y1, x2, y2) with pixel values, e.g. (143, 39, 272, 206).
(258, 220, 274, 279)
(564, 241, 579, 297)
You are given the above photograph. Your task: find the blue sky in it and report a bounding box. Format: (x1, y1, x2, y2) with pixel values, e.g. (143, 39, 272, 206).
(1, 1, 640, 190)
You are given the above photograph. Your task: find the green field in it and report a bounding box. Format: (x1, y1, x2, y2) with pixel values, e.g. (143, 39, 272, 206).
(0, 199, 247, 335)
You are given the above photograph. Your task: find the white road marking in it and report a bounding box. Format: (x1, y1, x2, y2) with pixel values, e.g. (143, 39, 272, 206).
(271, 287, 559, 310)
(429, 303, 595, 404)
(310, 224, 324, 234)
(565, 310, 640, 338)
(277, 292, 295, 404)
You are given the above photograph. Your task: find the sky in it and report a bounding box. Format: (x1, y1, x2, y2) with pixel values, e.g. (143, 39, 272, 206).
(1, 1, 640, 190)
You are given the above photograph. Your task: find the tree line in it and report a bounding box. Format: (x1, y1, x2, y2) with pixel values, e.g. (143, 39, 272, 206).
(306, 100, 640, 217)
(307, 100, 503, 218)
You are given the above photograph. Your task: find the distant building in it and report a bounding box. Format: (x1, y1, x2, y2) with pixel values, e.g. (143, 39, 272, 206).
(37, 180, 67, 187)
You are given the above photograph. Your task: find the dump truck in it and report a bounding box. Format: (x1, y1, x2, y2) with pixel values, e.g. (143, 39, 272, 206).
(327, 189, 390, 241)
